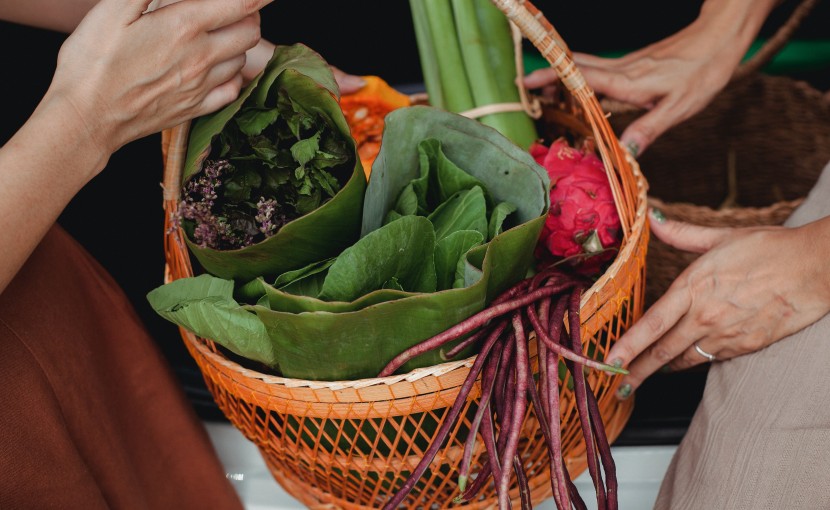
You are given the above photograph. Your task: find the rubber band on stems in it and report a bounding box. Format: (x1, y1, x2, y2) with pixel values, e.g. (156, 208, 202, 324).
(458, 21, 542, 121)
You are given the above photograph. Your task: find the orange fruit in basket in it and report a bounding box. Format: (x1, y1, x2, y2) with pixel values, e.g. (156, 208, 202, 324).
(340, 76, 411, 179)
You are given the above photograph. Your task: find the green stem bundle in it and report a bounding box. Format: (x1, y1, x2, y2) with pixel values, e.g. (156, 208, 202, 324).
(409, 0, 539, 149)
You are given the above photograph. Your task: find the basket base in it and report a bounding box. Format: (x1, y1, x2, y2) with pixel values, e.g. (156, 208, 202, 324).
(259, 397, 634, 509)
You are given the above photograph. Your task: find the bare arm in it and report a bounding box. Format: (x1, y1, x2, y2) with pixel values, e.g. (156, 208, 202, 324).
(525, 0, 780, 155)
(0, 0, 100, 33)
(0, 0, 271, 294)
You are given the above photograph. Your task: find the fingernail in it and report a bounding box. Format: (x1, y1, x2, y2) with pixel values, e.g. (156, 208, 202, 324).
(651, 208, 666, 224)
(616, 383, 632, 400)
(625, 141, 640, 158)
(610, 358, 624, 369)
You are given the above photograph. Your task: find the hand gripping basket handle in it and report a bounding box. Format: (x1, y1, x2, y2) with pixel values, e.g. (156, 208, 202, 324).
(491, 0, 639, 237)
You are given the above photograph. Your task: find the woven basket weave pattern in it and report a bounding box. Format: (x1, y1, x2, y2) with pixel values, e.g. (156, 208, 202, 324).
(608, 74, 830, 306)
(159, 0, 650, 506)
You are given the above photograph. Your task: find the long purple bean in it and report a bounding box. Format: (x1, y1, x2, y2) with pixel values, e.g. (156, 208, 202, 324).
(498, 313, 530, 510)
(565, 287, 607, 510)
(545, 347, 571, 510)
(381, 265, 621, 510)
(527, 316, 567, 510)
(443, 318, 507, 360)
(443, 277, 536, 361)
(570, 313, 618, 510)
(586, 383, 618, 509)
(550, 293, 587, 510)
(458, 369, 514, 504)
(457, 330, 506, 492)
(381, 323, 502, 510)
(565, 459, 588, 510)
(492, 343, 518, 507)
(378, 281, 580, 377)
(493, 333, 515, 419)
(455, 409, 499, 504)
(527, 303, 624, 374)
(514, 455, 532, 510)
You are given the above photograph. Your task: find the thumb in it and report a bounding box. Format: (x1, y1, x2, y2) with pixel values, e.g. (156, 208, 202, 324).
(649, 208, 732, 254)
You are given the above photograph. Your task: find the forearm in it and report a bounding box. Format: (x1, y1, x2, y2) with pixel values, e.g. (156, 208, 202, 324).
(696, 0, 780, 58)
(0, 92, 108, 293)
(0, 0, 100, 33)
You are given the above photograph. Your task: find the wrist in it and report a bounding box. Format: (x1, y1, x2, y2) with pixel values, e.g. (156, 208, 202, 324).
(698, 0, 779, 51)
(29, 90, 113, 183)
(809, 216, 830, 303)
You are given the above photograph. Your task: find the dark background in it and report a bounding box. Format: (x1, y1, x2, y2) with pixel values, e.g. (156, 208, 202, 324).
(2, 0, 827, 443)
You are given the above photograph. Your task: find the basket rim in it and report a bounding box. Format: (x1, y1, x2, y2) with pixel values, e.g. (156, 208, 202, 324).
(648, 195, 805, 216)
(167, 146, 648, 392)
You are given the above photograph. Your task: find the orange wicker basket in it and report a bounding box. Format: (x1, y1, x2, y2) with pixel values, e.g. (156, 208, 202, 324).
(159, 1, 649, 508)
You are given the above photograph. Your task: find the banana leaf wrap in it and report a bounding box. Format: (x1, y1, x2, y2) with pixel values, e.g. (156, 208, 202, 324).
(181, 43, 366, 282)
(150, 106, 549, 380)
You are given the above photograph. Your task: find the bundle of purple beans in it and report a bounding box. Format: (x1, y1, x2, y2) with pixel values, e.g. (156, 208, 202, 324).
(378, 264, 628, 510)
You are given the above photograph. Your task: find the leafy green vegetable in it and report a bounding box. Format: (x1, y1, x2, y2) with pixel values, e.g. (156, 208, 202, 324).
(151, 105, 550, 381)
(435, 230, 485, 289)
(427, 186, 488, 241)
(489, 201, 518, 239)
(147, 275, 277, 367)
(319, 215, 438, 301)
(248, 107, 548, 379)
(179, 44, 366, 282)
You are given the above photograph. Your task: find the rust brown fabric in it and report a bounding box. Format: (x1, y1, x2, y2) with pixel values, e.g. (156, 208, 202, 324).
(0, 225, 243, 510)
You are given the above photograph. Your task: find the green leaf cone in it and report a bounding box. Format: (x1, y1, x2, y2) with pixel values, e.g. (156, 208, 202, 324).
(181, 44, 365, 282)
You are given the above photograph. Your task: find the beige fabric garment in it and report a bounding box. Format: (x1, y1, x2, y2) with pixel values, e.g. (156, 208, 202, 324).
(655, 160, 830, 510)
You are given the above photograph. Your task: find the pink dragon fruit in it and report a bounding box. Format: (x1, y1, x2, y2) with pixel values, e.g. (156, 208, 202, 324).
(531, 138, 621, 272)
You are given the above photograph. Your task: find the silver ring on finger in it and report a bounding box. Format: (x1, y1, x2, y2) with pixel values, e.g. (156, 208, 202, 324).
(693, 342, 716, 362)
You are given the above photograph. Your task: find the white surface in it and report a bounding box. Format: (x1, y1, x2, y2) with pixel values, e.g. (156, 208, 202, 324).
(206, 421, 676, 510)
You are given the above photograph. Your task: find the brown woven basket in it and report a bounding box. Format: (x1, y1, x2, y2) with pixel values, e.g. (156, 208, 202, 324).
(609, 74, 830, 306)
(600, 0, 828, 306)
(159, 1, 649, 508)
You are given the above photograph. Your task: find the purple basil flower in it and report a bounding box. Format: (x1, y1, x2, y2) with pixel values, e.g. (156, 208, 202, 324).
(255, 197, 279, 236)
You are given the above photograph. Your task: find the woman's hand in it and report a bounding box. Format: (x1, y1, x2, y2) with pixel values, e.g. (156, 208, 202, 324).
(0, 0, 271, 291)
(45, 0, 271, 159)
(605, 209, 830, 399)
(524, 0, 778, 156)
(241, 38, 366, 92)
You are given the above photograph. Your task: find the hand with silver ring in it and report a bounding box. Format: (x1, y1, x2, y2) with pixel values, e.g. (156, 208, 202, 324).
(603, 209, 830, 400)
(693, 343, 716, 362)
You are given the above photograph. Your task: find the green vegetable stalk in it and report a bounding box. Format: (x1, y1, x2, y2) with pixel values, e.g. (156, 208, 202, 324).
(410, 0, 538, 149)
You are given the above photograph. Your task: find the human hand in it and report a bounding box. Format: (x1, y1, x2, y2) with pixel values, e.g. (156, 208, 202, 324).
(605, 209, 830, 399)
(524, 0, 776, 156)
(149, 0, 366, 92)
(45, 0, 271, 159)
(240, 38, 366, 93)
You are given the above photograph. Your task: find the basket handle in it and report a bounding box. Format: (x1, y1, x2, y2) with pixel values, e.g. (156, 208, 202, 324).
(161, 120, 190, 201)
(732, 0, 821, 81)
(491, 0, 640, 237)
